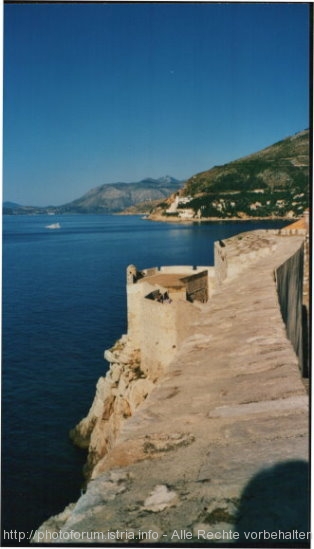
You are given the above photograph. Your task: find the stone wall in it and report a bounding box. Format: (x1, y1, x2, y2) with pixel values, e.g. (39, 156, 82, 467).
(70, 235, 307, 484)
(140, 297, 200, 380)
(214, 231, 279, 285)
(126, 265, 214, 380)
(214, 241, 228, 285)
(181, 270, 208, 303)
(126, 280, 152, 347)
(140, 265, 215, 298)
(275, 243, 305, 375)
(214, 230, 306, 375)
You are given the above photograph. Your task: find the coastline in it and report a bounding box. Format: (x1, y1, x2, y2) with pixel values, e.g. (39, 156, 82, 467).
(147, 213, 299, 223)
(116, 210, 299, 223)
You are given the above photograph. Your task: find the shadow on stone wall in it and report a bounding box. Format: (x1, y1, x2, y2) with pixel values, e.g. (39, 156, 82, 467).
(234, 460, 310, 547)
(302, 304, 309, 378)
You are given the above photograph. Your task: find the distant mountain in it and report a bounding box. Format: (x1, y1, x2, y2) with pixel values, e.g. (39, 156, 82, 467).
(150, 130, 309, 220)
(58, 176, 183, 214)
(3, 176, 183, 215)
(3, 201, 21, 209)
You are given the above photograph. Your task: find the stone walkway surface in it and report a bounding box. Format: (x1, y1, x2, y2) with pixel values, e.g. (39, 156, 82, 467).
(34, 235, 309, 544)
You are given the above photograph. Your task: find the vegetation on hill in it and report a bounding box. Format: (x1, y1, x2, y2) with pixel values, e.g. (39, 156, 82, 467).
(151, 130, 309, 220)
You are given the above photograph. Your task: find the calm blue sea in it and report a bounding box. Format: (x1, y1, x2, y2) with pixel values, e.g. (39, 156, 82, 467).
(2, 214, 287, 542)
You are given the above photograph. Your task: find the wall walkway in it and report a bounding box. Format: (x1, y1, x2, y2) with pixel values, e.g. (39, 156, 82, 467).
(34, 234, 308, 543)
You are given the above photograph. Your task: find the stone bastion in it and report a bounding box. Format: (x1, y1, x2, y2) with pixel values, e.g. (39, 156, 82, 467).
(35, 223, 309, 544)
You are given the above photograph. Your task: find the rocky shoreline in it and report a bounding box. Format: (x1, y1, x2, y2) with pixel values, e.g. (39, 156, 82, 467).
(69, 335, 156, 479)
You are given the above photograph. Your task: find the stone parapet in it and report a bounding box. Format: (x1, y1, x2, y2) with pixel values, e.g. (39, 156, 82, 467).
(214, 230, 279, 285)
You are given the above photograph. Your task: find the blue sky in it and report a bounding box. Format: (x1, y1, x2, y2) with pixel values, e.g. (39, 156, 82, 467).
(4, 2, 310, 206)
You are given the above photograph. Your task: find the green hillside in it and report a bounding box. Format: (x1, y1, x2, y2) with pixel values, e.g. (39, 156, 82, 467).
(153, 130, 309, 220)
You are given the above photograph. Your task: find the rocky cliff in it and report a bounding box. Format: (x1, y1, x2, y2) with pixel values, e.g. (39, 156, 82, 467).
(69, 336, 155, 478)
(33, 229, 309, 544)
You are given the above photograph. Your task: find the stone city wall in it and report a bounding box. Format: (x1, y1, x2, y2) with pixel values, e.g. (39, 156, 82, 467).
(213, 229, 306, 376)
(140, 297, 200, 380)
(34, 232, 308, 543)
(214, 230, 279, 285)
(126, 280, 152, 348)
(126, 264, 214, 380)
(275, 243, 304, 375)
(181, 270, 209, 303)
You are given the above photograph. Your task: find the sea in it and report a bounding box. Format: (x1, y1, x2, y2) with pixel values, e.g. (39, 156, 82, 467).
(2, 214, 287, 543)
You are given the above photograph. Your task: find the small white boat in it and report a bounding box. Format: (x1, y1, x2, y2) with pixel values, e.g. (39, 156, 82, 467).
(45, 222, 61, 230)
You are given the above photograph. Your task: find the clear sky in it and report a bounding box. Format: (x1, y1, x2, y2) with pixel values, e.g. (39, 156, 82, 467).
(3, 2, 310, 206)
